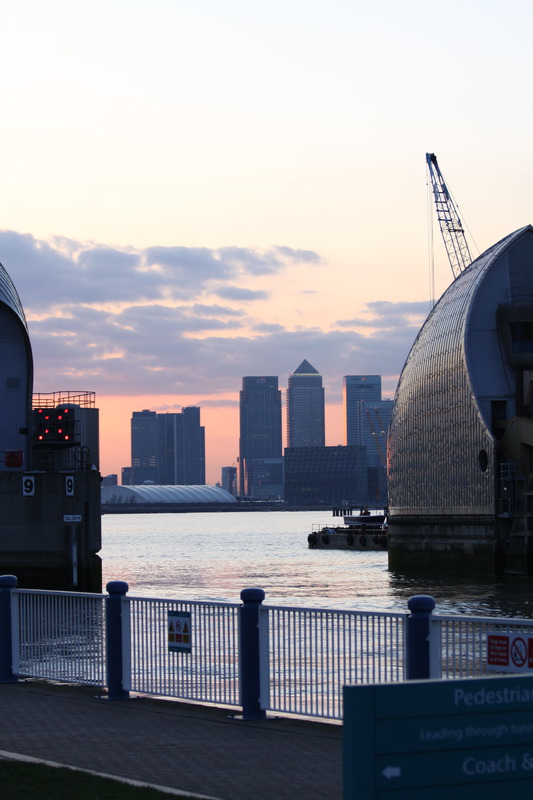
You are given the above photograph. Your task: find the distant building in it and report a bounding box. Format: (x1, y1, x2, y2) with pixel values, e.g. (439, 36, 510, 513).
(239, 376, 282, 497)
(131, 409, 158, 484)
(286, 359, 325, 448)
(360, 400, 394, 468)
(284, 445, 367, 507)
(343, 375, 382, 446)
(249, 457, 284, 500)
(221, 466, 237, 496)
(102, 474, 118, 486)
(343, 376, 390, 505)
(130, 407, 205, 485)
(158, 408, 205, 485)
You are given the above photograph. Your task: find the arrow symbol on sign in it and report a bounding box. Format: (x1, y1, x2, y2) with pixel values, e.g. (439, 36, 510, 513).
(382, 766, 402, 779)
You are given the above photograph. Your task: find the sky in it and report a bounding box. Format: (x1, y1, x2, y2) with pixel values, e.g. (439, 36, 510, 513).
(2, 0, 533, 483)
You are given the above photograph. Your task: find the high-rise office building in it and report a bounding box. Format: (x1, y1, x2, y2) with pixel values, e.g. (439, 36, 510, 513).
(158, 407, 205, 485)
(360, 399, 394, 468)
(131, 409, 158, 484)
(343, 375, 382, 446)
(343, 375, 392, 505)
(129, 407, 205, 485)
(286, 359, 325, 448)
(239, 376, 282, 498)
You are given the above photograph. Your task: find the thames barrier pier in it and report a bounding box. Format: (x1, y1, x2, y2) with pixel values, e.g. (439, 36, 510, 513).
(388, 225, 533, 575)
(0, 261, 101, 590)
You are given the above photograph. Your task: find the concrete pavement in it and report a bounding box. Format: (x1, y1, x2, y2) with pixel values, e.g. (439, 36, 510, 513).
(0, 680, 343, 799)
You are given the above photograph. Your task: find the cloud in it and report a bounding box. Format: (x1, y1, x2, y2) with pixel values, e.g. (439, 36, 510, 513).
(335, 300, 430, 329)
(0, 229, 423, 403)
(215, 286, 269, 301)
(0, 231, 320, 311)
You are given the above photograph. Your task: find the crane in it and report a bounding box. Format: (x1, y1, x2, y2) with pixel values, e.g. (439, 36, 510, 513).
(426, 152, 473, 279)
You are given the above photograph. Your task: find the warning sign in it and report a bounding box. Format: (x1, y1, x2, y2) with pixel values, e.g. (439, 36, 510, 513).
(487, 632, 533, 672)
(168, 610, 192, 653)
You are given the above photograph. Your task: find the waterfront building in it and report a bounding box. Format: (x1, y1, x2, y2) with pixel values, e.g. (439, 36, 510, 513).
(286, 359, 325, 448)
(239, 376, 282, 498)
(101, 483, 237, 509)
(284, 445, 367, 507)
(388, 225, 533, 575)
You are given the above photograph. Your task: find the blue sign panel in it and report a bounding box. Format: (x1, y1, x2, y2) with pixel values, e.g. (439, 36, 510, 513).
(344, 675, 533, 799)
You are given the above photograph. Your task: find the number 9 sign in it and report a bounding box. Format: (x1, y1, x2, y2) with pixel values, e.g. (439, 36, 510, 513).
(22, 475, 35, 496)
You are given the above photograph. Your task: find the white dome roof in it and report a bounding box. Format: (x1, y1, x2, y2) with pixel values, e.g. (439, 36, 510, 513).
(101, 484, 237, 505)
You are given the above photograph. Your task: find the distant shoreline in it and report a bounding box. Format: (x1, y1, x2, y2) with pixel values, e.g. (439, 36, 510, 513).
(101, 502, 336, 515)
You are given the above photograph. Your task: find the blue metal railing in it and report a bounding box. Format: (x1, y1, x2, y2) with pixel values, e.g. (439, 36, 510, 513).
(5, 575, 529, 721)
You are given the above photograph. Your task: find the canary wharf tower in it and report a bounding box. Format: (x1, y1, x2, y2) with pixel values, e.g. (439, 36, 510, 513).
(286, 359, 325, 448)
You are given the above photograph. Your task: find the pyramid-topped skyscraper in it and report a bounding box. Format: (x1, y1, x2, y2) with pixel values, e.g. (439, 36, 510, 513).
(286, 359, 325, 447)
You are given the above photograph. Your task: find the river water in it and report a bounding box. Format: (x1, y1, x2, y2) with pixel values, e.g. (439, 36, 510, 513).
(100, 510, 533, 618)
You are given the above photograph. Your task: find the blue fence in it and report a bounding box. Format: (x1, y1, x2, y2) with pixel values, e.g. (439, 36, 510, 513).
(0, 575, 515, 722)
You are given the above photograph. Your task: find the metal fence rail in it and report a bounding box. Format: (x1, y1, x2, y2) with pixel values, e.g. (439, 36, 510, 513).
(127, 596, 241, 706)
(430, 614, 533, 679)
(263, 606, 407, 719)
(15, 589, 106, 685)
(9, 580, 533, 723)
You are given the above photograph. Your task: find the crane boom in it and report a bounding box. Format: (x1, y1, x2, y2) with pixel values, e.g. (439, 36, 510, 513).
(426, 152, 473, 279)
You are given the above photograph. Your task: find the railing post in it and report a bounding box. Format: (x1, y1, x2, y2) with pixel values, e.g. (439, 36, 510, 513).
(406, 594, 436, 680)
(105, 580, 130, 700)
(239, 587, 266, 720)
(0, 575, 18, 683)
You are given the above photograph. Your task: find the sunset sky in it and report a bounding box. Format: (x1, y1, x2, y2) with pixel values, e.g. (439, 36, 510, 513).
(2, 0, 533, 483)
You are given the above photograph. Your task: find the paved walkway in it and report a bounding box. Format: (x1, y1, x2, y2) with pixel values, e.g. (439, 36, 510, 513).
(0, 680, 343, 799)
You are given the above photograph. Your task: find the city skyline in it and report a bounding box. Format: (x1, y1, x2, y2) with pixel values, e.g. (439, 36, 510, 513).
(1, 2, 531, 483)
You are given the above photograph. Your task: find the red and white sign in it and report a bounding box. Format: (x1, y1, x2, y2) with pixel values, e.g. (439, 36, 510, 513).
(487, 633, 533, 672)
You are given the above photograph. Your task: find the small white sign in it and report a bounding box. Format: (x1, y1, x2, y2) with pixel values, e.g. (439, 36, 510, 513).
(22, 475, 35, 496)
(168, 610, 192, 653)
(63, 514, 82, 523)
(65, 475, 75, 496)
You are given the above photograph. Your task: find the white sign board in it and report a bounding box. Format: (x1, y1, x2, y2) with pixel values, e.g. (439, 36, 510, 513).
(168, 610, 192, 653)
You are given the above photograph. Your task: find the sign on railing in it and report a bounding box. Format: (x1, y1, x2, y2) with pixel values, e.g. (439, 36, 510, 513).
(487, 633, 533, 673)
(168, 610, 191, 653)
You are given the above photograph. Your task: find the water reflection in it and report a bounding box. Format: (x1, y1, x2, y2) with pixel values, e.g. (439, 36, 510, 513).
(101, 511, 533, 618)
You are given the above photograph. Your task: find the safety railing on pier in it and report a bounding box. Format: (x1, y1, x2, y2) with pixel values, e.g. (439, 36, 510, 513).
(127, 597, 241, 707)
(15, 588, 106, 686)
(4, 577, 533, 722)
(263, 605, 406, 719)
(429, 613, 533, 679)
